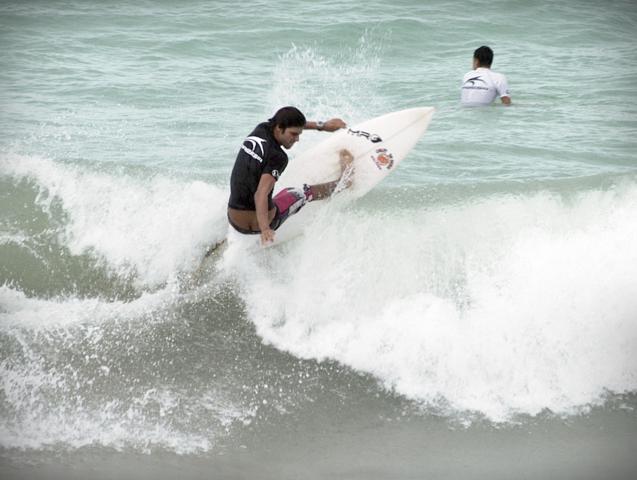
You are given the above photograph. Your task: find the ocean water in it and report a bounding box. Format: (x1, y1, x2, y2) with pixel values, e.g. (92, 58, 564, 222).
(1, 0, 637, 478)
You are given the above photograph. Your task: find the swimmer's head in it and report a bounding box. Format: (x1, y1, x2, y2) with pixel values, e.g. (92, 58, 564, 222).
(473, 46, 494, 68)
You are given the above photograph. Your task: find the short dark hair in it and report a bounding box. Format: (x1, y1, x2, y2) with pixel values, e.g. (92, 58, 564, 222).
(473, 46, 494, 67)
(268, 106, 306, 131)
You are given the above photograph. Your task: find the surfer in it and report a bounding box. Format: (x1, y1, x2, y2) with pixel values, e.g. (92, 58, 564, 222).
(461, 46, 511, 106)
(227, 106, 354, 245)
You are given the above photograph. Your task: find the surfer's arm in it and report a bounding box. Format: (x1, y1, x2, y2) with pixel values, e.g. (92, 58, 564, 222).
(255, 173, 276, 244)
(496, 76, 511, 105)
(304, 118, 346, 132)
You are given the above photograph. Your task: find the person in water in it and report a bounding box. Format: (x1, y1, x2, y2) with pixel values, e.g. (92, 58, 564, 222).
(227, 106, 354, 245)
(461, 45, 511, 106)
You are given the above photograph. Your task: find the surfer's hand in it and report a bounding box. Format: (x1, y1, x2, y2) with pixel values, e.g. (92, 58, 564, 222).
(323, 118, 346, 132)
(260, 228, 275, 246)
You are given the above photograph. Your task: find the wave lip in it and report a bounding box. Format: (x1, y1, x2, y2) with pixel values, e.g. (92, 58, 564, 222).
(2, 153, 228, 287)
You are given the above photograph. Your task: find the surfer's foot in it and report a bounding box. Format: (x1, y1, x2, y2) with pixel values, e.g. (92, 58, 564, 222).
(339, 148, 353, 167)
(339, 149, 354, 188)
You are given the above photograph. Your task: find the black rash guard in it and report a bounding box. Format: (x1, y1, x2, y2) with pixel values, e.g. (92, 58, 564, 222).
(228, 122, 288, 211)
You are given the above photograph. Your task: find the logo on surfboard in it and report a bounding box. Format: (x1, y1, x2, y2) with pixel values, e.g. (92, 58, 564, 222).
(371, 147, 394, 170)
(347, 129, 382, 143)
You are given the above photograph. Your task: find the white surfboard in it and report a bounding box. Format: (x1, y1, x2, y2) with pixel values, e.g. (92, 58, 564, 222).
(282, 106, 435, 198)
(214, 106, 434, 256)
(268, 106, 435, 243)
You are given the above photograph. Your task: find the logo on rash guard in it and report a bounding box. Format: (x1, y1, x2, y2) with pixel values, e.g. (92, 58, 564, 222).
(464, 76, 485, 86)
(271, 169, 280, 179)
(242, 136, 267, 162)
(462, 76, 489, 91)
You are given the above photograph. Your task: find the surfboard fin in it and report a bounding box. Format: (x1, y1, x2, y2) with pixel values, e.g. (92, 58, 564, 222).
(203, 238, 227, 258)
(188, 239, 228, 284)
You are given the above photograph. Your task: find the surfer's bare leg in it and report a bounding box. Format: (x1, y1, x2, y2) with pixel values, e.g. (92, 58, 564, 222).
(307, 149, 354, 200)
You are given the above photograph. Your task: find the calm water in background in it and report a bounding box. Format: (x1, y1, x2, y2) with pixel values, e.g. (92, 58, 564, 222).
(1, 1, 637, 478)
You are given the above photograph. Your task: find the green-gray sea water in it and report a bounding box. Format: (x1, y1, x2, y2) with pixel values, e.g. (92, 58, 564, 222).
(1, 1, 636, 478)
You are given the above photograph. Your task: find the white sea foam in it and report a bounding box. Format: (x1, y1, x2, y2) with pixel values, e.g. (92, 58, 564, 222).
(0, 284, 176, 329)
(228, 182, 637, 421)
(0, 154, 260, 452)
(3, 153, 636, 424)
(2, 153, 228, 287)
(0, 361, 247, 454)
(0, 282, 253, 452)
(268, 38, 388, 137)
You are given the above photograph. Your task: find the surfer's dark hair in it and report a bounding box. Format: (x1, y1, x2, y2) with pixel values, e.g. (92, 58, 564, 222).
(268, 106, 306, 131)
(473, 46, 494, 67)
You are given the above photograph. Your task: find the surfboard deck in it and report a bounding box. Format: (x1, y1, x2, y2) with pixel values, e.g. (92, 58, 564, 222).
(282, 106, 435, 198)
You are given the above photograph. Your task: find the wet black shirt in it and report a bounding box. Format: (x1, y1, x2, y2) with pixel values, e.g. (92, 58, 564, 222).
(228, 122, 288, 211)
